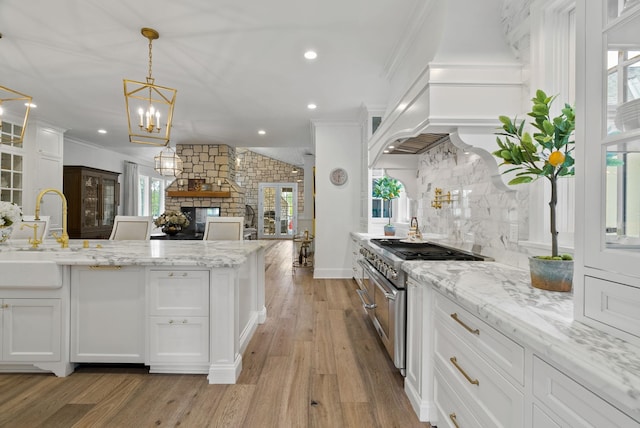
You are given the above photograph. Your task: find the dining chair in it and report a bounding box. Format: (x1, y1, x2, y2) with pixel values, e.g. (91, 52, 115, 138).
(10, 215, 50, 240)
(109, 215, 153, 240)
(202, 217, 244, 241)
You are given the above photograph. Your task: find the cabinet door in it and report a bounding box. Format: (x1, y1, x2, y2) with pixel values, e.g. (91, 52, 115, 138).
(81, 173, 101, 230)
(2, 298, 61, 362)
(149, 316, 209, 364)
(148, 270, 209, 317)
(71, 266, 145, 363)
(101, 175, 117, 228)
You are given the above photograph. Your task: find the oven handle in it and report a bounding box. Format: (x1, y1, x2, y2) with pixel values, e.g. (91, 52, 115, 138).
(356, 289, 376, 309)
(359, 259, 399, 301)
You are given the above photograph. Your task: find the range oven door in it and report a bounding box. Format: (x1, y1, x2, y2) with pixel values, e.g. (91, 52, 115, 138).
(357, 259, 406, 373)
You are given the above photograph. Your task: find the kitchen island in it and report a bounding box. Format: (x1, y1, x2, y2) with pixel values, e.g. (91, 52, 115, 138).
(0, 239, 271, 384)
(402, 260, 640, 427)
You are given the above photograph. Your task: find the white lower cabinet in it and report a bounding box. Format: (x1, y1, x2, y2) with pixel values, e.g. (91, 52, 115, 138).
(70, 266, 145, 363)
(147, 269, 210, 371)
(1, 298, 61, 362)
(532, 356, 639, 428)
(433, 292, 524, 428)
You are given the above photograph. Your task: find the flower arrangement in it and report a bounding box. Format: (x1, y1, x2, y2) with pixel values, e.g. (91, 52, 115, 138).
(154, 210, 190, 229)
(0, 201, 22, 227)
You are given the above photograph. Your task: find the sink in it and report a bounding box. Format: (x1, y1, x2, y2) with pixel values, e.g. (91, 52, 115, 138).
(0, 253, 62, 288)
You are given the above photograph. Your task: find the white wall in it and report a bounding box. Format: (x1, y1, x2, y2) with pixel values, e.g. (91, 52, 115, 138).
(313, 121, 362, 278)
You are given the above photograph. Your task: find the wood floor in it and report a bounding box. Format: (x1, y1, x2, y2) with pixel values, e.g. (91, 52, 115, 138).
(0, 241, 430, 428)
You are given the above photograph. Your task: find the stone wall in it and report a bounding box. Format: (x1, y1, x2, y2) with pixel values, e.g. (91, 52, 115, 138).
(164, 144, 244, 218)
(235, 148, 304, 220)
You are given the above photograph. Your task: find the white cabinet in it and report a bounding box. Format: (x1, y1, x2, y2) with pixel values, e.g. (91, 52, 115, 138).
(1, 298, 61, 362)
(148, 269, 210, 371)
(576, 0, 640, 347)
(70, 266, 145, 363)
(404, 277, 435, 422)
(532, 356, 638, 427)
(433, 292, 524, 428)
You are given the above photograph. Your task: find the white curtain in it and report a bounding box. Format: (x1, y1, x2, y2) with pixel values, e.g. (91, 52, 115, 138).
(123, 161, 139, 216)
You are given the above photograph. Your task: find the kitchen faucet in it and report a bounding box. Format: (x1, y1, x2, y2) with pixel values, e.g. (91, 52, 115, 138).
(35, 188, 69, 248)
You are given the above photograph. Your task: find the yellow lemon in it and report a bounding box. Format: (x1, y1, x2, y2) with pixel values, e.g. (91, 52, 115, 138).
(549, 151, 565, 167)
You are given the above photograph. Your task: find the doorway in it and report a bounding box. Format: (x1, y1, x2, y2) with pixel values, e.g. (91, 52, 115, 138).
(258, 183, 297, 239)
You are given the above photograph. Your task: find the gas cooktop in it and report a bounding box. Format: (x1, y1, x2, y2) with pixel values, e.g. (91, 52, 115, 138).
(369, 238, 490, 261)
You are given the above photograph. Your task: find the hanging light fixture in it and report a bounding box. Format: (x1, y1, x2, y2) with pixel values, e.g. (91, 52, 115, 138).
(154, 145, 183, 177)
(0, 85, 32, 145)
(123, 28, 177, 146)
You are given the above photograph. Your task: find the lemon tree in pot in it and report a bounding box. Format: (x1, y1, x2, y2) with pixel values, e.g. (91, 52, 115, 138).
(373, 176, 403, 236)
(494, 89, 575, 292)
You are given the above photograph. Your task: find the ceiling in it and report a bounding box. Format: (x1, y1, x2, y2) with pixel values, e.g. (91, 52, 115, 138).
(0, 0, 422, 166)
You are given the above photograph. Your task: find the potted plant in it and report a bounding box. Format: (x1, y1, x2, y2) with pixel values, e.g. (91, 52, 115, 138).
(372, 176, 403, 236)
(493, 89, 575, 292)
(154, 210, 190, 236)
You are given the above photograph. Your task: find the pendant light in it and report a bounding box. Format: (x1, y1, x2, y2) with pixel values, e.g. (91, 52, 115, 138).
(0, 85, 32, 145)
(154, 145, 183, 177)
(123, 28, 177, 146)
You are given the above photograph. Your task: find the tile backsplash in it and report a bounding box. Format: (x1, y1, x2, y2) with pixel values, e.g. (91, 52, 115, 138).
(416, 140, 532, 268)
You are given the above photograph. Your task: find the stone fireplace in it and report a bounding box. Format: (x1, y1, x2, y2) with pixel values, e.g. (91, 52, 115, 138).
(164, 144, 245, 219)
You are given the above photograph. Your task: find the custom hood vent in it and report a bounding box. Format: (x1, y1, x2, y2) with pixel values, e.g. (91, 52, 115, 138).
(387, 133, 450, 155)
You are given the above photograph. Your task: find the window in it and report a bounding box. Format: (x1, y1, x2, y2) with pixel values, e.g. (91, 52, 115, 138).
(370, 169, 409, 224)
(138, 175, 171, 217)
(0, 121, 24, 206)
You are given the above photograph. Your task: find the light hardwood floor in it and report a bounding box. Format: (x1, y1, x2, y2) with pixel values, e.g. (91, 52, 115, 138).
(0, 241, 430, 428)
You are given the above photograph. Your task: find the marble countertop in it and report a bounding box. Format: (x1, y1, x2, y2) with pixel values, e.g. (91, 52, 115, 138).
(402, 260, 640, 418)
(0, 239, 272, 268)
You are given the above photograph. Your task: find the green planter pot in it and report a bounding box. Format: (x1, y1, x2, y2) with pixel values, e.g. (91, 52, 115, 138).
(384, 224, 396, 236)
(528, 256, 574, 292)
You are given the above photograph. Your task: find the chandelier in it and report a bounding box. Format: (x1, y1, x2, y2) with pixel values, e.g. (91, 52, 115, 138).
(154, 145, 183, 177)
(0, 85, 32, 145)
(123, 28, 177, 146)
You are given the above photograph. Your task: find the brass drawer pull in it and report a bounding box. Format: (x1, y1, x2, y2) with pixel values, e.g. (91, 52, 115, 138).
(450, 356, 479, 386)
(449, 413, 460, 428)
(89, 265, 122, 270)
(450, 313, 480, 335)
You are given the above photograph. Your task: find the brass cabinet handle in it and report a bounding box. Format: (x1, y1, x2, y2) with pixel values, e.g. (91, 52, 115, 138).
(449, 413, 460, 428)
(1, 303, 9, 309)
(89, 265, 122, 270)
(450, 313, 480, 335)
(450, 356, 479, 386)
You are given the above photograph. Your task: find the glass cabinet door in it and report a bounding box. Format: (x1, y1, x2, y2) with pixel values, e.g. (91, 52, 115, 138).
(82, 173, 100, 229)
(101, 177, 116, 227)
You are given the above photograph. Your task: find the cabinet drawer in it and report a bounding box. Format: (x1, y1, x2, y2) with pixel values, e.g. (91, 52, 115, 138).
(434, 314, 524, 428)
(533, 356, 639, 427)
(435, 292, 524, 385)
(149, 316, 209, 363)
(435, 367, 483, 428)
(584, 275, 640, 339)
(148, 270, 209, 316)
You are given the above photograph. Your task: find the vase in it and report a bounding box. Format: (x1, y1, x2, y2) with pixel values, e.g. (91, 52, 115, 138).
(0, 225, 13, 243)
(528, 256, 574, 292)
(384, 224, 396, 236)
(162, 225, 181, 236)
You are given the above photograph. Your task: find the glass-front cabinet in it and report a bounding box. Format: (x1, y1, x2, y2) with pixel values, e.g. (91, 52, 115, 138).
(578, 0, 640, 346)
(63, 166, 120, 239)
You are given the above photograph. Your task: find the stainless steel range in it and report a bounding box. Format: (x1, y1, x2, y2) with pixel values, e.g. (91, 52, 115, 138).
(356, 238, 491, 375)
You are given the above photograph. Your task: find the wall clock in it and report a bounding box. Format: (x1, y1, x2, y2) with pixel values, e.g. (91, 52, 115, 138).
(329, 168, 348, 186)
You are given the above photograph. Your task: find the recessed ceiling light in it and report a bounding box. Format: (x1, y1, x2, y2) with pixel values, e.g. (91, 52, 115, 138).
(307, 103, 317, 110)
(25, 102, 37, 108)
(304, 50, 317, 60)
(98, 129, 107, 134)
(258, 129, 266, 135)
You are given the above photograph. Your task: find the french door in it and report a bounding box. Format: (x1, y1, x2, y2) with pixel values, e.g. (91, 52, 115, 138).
(258, 183, 297, 239)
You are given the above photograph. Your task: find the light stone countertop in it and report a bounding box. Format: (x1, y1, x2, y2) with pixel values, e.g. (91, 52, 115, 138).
(0, 239, 273, 267)
(402, 260, 640, 419)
